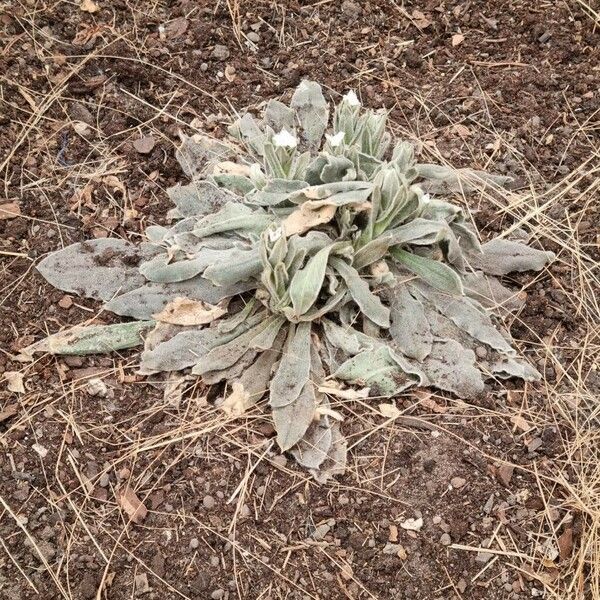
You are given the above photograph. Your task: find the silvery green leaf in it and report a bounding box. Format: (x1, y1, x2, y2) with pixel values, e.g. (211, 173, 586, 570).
(176, 134, 237, 179)
(463, 272, 524, 311)
(391, 141, 415, 173)
(288, 245, 333, 316)
(139, 255, 209, 283)
(415, 163, 513, 194)
(334, 346, 420, 396)
(229, 113, 266, 156)
(390, 247, 464, 295)
(264, 99, 295, 133)
(167, 181, 234, 218)
(145, 226, 169, 242)
(28, 321, 155, 356)
(247, 179, 308, 207)
(486, 356, 541, 381)
(330, 258, 390, 328)
(202, 349, 258, 385)
(269, 322, 312, 408)
(291, 417, 333, 470)
(413, 284, 515, 355)
(203, 247, 262, 286)
(388, 284, 433, 361)
(469, 239, 555, 275)
(218, 297, 256, 333)
(451, 221, 481, 253)
(310, 422, 347, 483)
(292, 287, 347, 322)
(273, 378, 318, 451)
(289, 181, 372, 204)
(194, 202, 272, 239)
(193, 314, 282, 375)
(421, 340, 484, 397)
(320, 155, 357, 184)
(37, 239, 146, 302)
(237, 329, 287, 400)
(105, 278, 249, 321)
(322, 319, 366, 356)
(290, 80, 329, 149)
(211, 174, 255, 195)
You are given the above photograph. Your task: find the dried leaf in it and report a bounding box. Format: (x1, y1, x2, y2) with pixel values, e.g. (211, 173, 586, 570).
(118, 486, 148, 524)
(470, 239, 555, 275)
(379, 403, 401, 419)
(0, 404, 18, 423)
(400, 517, 423, 531)
(510, 414, 532, 432)
(557, 528, 573, 562)
(4, 371, 25, 394)
(153, 297, 227, 326)
(80, 0, 100, 13)
(0, 202, 21, 220)
(220, 382, 252, 417)
(451, 33, 465, 46)
(318, 383, 369, 400)
(282, 203, 336, 236)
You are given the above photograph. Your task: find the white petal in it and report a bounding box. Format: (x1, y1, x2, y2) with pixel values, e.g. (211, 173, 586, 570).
(268, 227, 283, 242)
(343, 90, 361, 107)
(325, 131, 345, 147)
(272, 128, 298, 148)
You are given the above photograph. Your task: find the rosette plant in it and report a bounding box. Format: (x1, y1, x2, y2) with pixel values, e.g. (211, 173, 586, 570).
(30, 81, 554, 480)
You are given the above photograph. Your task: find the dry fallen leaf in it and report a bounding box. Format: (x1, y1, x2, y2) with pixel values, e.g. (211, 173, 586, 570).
(0, 202, 21, 220)
(419, 396, 448, 414)
(314, 406, 344, 421)
(0, 404, 18, 423)
(118, 486, 148, 524)
(153, 297, 227, 326)
(213, 161, 251, 177)
(412, 10, 432, 29)
(220, 382, 252, 417)
(80, 0, 100, 13)
(452, 123, 471, 138)
(4, 371, 25, 394)
(134, 573, 151, 595)
(510, 414, 532, 432)
(496, 463, 515, 486)
(379, 402, 401, 419)
(282, 203, 337, 236)
(557, 527, 573, 562)
(224, 64, 236, 82)
(318, 383, 369, 400)
(452, 33, 465, 46)
(133, 135, 156, 154)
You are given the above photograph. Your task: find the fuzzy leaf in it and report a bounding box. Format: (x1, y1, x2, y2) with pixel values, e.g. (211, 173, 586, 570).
(330, 257, 390, 328)
(290, 418, 333, 469)
(310, 423, 347, 483)
(203, 247, 263, 286)
(269, 322, 312, 408)
(194, 202, 272, 239)
(390, 247, 464, 295)
(105, 278, 249, 320)
(273, 379, 318, 451)
(463, 272, 524, 311)
(264, 99, 295, 133)
(421, 340, 484, 397)
(27, 321, 154, 356)
(176, 134, 236, 179)
(290, 80, 329, 149)
(416, 163, 512, 194)
(469, 239, 555, 275)
(37, 239, 146, 302)
(289, 245, 339, 317)
(166, 181, 234, 218)
(388, 284, 433, 361)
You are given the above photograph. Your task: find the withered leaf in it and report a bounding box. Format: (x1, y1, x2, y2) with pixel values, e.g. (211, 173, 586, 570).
(118, 486, 148, 524)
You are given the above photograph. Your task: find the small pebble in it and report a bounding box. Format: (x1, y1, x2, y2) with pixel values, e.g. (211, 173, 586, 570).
(246, 31, 260, 43)
(203, 495, 216, 509)
(210, 589, 224, 600)
(440, 533, 452, 546)
(211, 45, 230, 60)
(189, 537, 199, 550)
(450, 477, 466, 489)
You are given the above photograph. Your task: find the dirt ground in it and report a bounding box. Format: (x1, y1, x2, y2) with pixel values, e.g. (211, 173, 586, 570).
(1, 1, 599, 599)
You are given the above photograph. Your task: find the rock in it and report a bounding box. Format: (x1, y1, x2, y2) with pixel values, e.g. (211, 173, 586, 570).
(432, 515, 442, 525)
(311, 523, 331, 540)
(440, 533, 452, 546)
(341, 0, 360, 19)
(527, 438, 543, 453)
(450, 477, 466, 489)
(271, 454, 287, 468)
(86, 377, 108, 397)
(151, 552, 165, 578)
(246, 31, 260, 43)
(203, 495, 215, 509)
(497, 464, 515, 487)
(134, 573, 151, 595)
(36, 540, 56, 561)
(211, 589, 225, 599)
(476, 550, 494, 563)
(132, 135, 156, 155)
(211, 45, 230, 60)
(58, 295, 73, 309)
(189, 537, 199, 549)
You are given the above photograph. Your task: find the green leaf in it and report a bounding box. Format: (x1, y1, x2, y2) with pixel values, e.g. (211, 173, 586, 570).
(330, 257, 390, 328)
(288, 245, 338, 317)
(193, 202, 272, 239)
(290, 80, 329, 149)
(390, 247, 464, 295)
(269, 322, 312, 408)
(28, 321, 155, 356)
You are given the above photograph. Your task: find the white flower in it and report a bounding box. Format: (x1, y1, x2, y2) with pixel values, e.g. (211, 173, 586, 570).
(325, 131, 345, 147)
(422, 193, 431, 205)
(343, 90, 361, 106)
(272, 128, 298, 149)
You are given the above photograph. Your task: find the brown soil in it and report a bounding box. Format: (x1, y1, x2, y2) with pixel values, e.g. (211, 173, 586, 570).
(1, 2, 598, 600)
